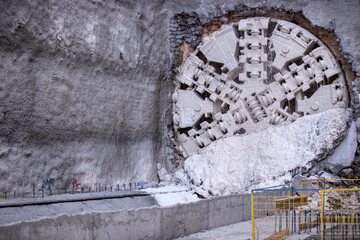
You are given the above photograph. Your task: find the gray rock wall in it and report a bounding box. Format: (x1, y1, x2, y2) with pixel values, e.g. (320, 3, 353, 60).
(0, 0, 359, 191)
(0, 0, 171, 191)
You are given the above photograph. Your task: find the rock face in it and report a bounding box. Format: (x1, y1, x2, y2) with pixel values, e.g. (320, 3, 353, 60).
(0, 0, 171, 191)
(184, 109, 352, 196)
(0, 0, 359, 192)
(310, 121, 357, 176)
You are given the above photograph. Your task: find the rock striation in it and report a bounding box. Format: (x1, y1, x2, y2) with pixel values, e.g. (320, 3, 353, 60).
(0, 0, 171, 191)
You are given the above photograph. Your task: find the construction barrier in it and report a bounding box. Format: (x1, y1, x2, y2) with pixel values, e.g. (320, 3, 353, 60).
(251, 187, 360, 240)
(252, 188, 321, 240)
(321, 188, 360, 239)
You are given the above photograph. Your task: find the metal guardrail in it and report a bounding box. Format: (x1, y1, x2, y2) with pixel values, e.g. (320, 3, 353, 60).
(320, 188, 360, 240)
(0, 191, 151, 208)
(251, 188, 321, 240)
(0, 181, 159, 201)
(251, 179, 360, 240)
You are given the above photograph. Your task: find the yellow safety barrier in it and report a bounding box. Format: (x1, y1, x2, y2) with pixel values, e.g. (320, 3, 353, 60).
(299, 178, 360, 236)
(251, 188, 321, 240)
(251, 186, 360, 240)
(320, 188, 360, 239)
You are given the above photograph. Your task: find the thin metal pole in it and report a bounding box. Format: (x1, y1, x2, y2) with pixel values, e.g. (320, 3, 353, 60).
(251, 192, 255, 240)
(321, 190, 324, 240)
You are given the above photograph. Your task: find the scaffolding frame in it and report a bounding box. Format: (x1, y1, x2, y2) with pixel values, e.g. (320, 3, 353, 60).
(251, 185, 360, 240)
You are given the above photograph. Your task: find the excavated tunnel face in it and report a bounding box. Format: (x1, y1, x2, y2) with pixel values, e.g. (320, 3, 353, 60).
(173, 17, 349, 158)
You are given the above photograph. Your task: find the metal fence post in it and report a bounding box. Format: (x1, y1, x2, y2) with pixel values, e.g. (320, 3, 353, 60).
(252, 192, 255, 240)
(320, 190, 324, 240)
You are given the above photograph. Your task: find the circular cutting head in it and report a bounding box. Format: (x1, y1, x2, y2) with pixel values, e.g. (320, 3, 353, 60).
(173, 17, 348, 158)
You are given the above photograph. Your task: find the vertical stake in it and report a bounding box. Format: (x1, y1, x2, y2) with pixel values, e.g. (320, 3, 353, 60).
(251, 192, 255, 240)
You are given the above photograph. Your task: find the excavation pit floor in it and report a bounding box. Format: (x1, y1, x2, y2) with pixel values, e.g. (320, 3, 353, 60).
(175, 220, 252, 240)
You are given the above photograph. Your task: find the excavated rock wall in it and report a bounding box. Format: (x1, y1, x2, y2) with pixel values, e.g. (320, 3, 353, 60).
(0, 0, 359, 191)
(0, 0, 171, 191)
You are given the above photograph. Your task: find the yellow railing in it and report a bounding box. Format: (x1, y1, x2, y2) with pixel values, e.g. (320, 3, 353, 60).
(251, 185, 360, 239)
(251, 188, 320, 240)
(299, 178, 360, 233)
(320, 188, 360, 240)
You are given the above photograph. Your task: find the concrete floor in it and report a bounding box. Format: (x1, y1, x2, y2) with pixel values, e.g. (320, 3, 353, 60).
(175, 220, 252, 240)
(175, 220, 325, 240)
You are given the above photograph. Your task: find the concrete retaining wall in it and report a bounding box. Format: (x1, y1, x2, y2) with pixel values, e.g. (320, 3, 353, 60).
(0, 194, 251, 240)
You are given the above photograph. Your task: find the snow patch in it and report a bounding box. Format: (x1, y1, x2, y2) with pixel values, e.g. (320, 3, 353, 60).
(144, 185, 200, 206)
(153, 191, 200, 207)
(143, 185, 188, 194)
